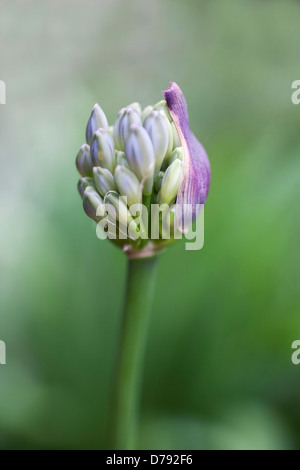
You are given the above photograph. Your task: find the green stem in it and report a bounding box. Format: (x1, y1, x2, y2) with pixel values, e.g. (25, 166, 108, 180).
(108, 255, 160, 450)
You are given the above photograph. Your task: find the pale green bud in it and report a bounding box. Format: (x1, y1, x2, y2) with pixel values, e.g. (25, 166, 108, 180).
(141, 105, 153, 122)
(153, 99, 166, 110)
(153, 100, 172, 121)
(168, 147, 183, 165)
(116, 150, 129, 168)
(143, 110, 169, 175)
(124, 125, 155, 195)
(90, 129, 116, 173)
(154, 171, 164, 193)
(83, 186, 104, 221)
(86, 104, 108, 145)
(160, 110, 173, 160)
(159, 159, 182, 205)
(104, 191, 134, 228)
(76, 144, 93, 177)
(114, 108, 142, 150)
(108, 125, 114, 137)
(155, 189, 161, 204)
(171, 121, 181, 148)
(161, 205, 177, 239)
(93, 167, 116, 198)
(126, 102, 142, 115)
(77, 176, 95, 198)
(114, 165, 141, 207)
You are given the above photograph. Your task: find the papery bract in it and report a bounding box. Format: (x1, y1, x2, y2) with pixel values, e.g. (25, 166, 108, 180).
(163, 82, 211, 230)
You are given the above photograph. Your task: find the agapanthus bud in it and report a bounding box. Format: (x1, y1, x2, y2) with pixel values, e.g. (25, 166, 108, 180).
(153, 100, 165, 109)
(143, 110, 169, 175)
(83, 186, 104, 222)
(124, 125, 155, 195)
(159, 158, 182, 205)
(141, 105, 153, 122)
(171, 121, 181, 149)
(114, 108, 142, 150)
(126, 102, 142, 115)
(104, 191, 134, 228)
(153, 171, 164, 193)
(93, 167, 116, 198)
(168, 147, 183, 166)
(76, 81, 211, 255)
(116, 150, 129, 168)
(114, 165, 141, 207)
(76, 144, 93, 177)
(86, 104, 108, 145)
(160, 111, 173, 160)
(161, 205, 178, 239)
(77, 176, 95, 198)
(90, 129, 116, 173)
(153, 100, 172, 121)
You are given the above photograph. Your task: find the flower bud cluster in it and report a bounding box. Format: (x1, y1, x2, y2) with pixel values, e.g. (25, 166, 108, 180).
(76, 97, 183, 251)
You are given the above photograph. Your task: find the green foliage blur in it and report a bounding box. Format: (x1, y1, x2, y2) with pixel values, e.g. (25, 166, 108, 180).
(0, 0, 300, 450)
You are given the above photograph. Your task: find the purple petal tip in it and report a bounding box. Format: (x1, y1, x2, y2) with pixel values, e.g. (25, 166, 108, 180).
(163, 81, 211, 228)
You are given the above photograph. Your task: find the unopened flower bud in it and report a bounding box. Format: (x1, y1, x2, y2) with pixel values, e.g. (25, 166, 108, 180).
(153, 100, 172, 121)
(153, 171, 164, 193)
(104, 191, 134, 228)
(83, 186, 104, 221)
(160, 111, 173, 160)
(159, 158, 182, 205)
(76, 144, 93, 177)
(126, 102, 142, 115)
(86, 104, 108, 145)
(90, 129, 116, 173)
(114, 165, 141, 207)
(76, 81, 211, 252)
(116, 150, 129, 168)
(168, 147, 183, 166)
(114, 108, 142, 150)
(153, 100, 165, 109)
(141, 105, 153, 122)
(77, 176, 95, 198)
(143, 110, 169, 175)
(93, 167, 116, 198)
(171, 121, 181, 149)
(161, 205, 177, 239)
(124, 125, 155, 195)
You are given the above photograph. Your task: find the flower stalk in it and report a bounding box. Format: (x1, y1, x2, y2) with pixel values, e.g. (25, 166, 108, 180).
(108, 255, 160, 450)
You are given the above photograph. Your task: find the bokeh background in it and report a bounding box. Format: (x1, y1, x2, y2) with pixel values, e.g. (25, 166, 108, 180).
(0, 0, 300, 450)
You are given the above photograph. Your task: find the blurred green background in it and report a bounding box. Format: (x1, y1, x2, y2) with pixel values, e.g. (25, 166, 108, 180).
(1, 0, 300, 450)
